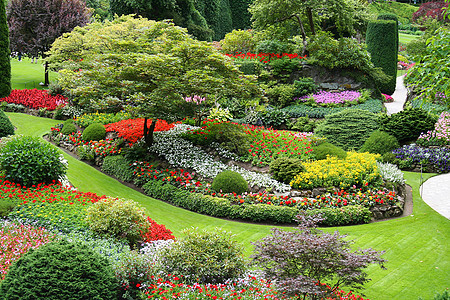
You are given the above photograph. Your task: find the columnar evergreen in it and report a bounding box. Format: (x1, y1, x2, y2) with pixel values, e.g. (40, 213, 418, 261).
(0, 0, 11, 98)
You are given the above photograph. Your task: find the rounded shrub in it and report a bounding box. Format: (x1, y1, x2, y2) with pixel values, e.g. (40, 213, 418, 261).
(314, 109, 379, 151)
(0, 135, 67, 187)
(82, 122, 106, 141)
(0, 109, 14, 138)
(312, 142, 347, 160)
(86, 197, 147, 247)
(269, 157, 305, 184)
(211, 170, 248, 194)
(158, 227, 246, 284)
(0, 200, 15, 218)
(208, 122, 252, 156)
(60, 119, 77, 135)
(359, 130, 400, 155)
(0, 240, 118, 300)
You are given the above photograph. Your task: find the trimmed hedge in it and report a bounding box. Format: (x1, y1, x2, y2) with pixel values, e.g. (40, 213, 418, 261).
(377, 13, 399, 52)
(0, 0, 11, 98)
(366, 19, 398, 95)
(0, 109, 14, 138)
(304, 205, 372, 226)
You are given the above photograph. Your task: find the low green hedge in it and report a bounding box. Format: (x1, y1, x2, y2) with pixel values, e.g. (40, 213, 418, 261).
(304, 205, 372, 226)
(101, 155, 134, 182)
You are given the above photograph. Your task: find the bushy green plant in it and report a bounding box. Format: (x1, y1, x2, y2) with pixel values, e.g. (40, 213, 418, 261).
(101, 155, 134, 182)
(304, 205, 372, 226)
(77, 144, 95, 162)
(0, 240, 118, 300)
(289, 116, 318, 132)
(312, 142, 347, 160)
(255, 39, 290, 54)
(208, 106, 233, 122)
(158, 227, 246, 284)
(268, 57, 301, 82)
(269, 157, 304, 184)
(211, 170, 248, 194)
(0, 135, 67, 187)
(208, 122, 252, 156)
(260, 108, 288, 128)
(293, 77, 318, 97)
(315, 109, 379, 151)
(359, 130, 400, 155)
(220, 29, 256, 54)
(60, 119, 77, 135)
(0, 109, 14, 138)
(377, 107, 438, 143)
(265, 84, 296, 107)
(82, 122, 106, 141)
(0, 199, 15, 218)
(86, 197, 147, 246)
(0, 0, 11, 99)
(235, 59, 263, 75)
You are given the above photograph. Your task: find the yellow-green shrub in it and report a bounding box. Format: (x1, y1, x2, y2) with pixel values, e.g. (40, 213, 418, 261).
(290, 152, 381, 190)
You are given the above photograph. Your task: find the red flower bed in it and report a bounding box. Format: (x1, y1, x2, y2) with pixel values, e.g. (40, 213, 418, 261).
(105, 119, 177, 145)
(140, 216, 175, 242)
(0, 89, 68, 110)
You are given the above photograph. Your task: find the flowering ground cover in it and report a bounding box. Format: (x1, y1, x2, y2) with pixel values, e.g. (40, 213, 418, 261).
(417, 112, 450, 146)
(392, 144, 450, 173)
(295, 90, 370, 107)
(0, 89, 67, 110)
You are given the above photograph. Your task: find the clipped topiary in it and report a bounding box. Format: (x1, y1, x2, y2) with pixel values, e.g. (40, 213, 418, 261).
(82, 122, 106, 141)
(211, 170, 248, 194)
(359, 130, 400, 155)
(158, 227, 246, 284)
(0, 109, 14, 138)
(312, 142, 347, 160)
(314, 109, 379, 151)
(60, 119, 77, 135)
(270, 157, 305, 184)
(0, 135, 67, 187)
(208, 122, 252, 156)
(0, 240, 118, 300)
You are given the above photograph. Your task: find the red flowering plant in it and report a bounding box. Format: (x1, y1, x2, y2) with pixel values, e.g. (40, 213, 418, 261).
(0, 89, 68, 110)
(139, 216, 175, 243)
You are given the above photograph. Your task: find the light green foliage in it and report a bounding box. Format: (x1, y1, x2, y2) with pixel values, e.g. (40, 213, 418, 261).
(368, 1, 418, 25)
(0, 135, 67, 186)
(61, 119, 77, 135)
(208, 106, 233, 122)
(311, 142, 347, 160)
(260, 108, 288, 128)
(0, 200, 15, 217)
(220, 29, 257, 54)
(315, 109, 379, 151)
(85, 197, 147, 246)
(265, 84, 296, 107)
(0, 0, 11, 98)
(255, 39, 290, 54)
(269, 157, 304, 184)
(81, 122, 106, 141)
(158, 227, 247, 284)
(0, 240, 118, 300)
(0, 109, 14, 137)
(359, 130, 399, 155)
(208, 122, 253, 156)
(289, 116, 318, 132)
(212, 170, 248, 194)
(268, 57, 301, 82)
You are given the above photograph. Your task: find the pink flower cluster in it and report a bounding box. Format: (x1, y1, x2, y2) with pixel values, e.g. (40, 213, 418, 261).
(185, 95, 206, 105)
(297, 90, 361, 105)
(417, 112, 450, 146)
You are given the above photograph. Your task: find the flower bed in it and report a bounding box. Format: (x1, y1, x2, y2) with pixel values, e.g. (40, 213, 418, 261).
(417, 112, 450, 147)
(392, 144, 450, 173)
(295, 90, 370, 107)
(0, 89, 67, 110)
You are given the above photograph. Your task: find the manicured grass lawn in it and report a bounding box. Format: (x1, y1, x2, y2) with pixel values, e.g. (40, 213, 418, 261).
(399, 32, 420, 44)
(6, 113, 450, 300)
(10, 57, 58, 90)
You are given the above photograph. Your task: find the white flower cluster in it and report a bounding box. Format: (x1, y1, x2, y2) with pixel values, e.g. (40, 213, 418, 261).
(149, 124, 291, 193)
(377, 161, 406, 185)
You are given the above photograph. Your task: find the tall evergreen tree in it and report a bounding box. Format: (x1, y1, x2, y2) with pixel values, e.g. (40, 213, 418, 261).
(0, 0, 11, 98)
(195, 0, 232, 40)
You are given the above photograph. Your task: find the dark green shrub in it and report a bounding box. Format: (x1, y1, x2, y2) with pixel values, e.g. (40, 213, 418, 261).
(304, 205, 372, 226)
(378, 107, 438, 143)
(366, 20, 398, 95)
(0, 0, 11, 98)
(255, 39, 290, 54)
(212, 170, 248, 194)
(230, 203, 298, 223)
(381, 152, 398, 164)
(377, 13, 399, 51)
(315, 109, 379, 151)
(289, 116, 317, 132)
(293, 77, 318, 97)
(236, 59, 262, 75)
(60, 119, 77, 135)
(265, 84, 296, 107)
(158, 227, 246, 284)
(268, 57, 301, 82)
(312, 142, 347, 160)
(0, 136, 67, 187)
(101, 155, 134, 182)
(208, 122, 252, 155)
(82, 122, 106, 141)
(270, 157, 304, 184)
(359, 130, 400, 155)
(0, 240, 118, 300)
(53, 108, 65, 120)
(228, 0, 252, 30)
(0, 200, 15, 218)
(260, 108, 288, 128)
(0, 109, 14, 137)
(195, 0, 232, 40)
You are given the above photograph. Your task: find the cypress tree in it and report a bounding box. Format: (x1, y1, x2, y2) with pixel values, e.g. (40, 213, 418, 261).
(366, 20, 397, 95)
(195, 0, 232, 41)
(0, 0, 11, 98)
(229, 0, 252, 30)
(377, 13, 399, 55)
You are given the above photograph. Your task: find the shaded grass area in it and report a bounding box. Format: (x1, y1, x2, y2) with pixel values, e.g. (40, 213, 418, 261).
(6, 112, 450, 299)
(10, 57, 58, 90)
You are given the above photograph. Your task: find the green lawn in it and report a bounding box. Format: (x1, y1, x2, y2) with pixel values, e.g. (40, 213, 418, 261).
(6, 112, 450, 299)
(10, 57, 58, 90)
(399, 32, 420, 44)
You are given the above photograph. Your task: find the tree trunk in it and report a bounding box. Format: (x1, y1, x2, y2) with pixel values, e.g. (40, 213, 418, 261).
(44, 60, 49, 86)
(143, 117, 157, 147)
(306, 7, 315, 36)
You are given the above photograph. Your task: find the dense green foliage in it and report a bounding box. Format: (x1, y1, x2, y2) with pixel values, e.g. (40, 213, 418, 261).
(61, 119, 77, 135)
(220, 29, 256, 54)
(101, 155, 134, 182)
(0, 0, 11, 98)
(0, 199, 15, 217)
(212, 170, 248, 194)
(0, 240, 118, 300)
(228, 0, 252, 30)
(208, 122, 253, 155)
(265, 84, 296, 107)
(196, 0, 233, 40)
(269, 157, 304, 184)
(0, 135, 67, 186)
(368, 1, 418, 25)
(378, 107, 438, 143)
(366, 20, 398, 95)
(311, 142, 347, 160)
(305, 205, 372, 226)
(315, 109, 379, 151)
(158, 227, 246, 284)
(0, 109, 14, 137)
(289, 116, 318, 132)
(359, 130, 400, 155)
(81, 123, 106, 142)
(293, 77, 318, 97)
(377, 13, 399, 52)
